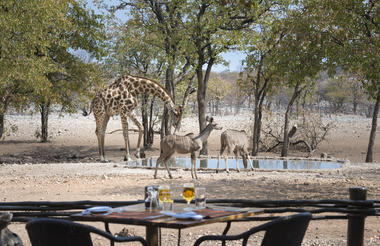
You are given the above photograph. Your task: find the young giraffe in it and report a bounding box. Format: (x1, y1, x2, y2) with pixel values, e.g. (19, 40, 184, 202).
(90, 74, 181, 162)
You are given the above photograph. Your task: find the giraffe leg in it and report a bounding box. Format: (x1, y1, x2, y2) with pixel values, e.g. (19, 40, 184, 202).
(120, 113, 132, 162)
(128, 111, 144, 158)
(95, 112, 110, 163)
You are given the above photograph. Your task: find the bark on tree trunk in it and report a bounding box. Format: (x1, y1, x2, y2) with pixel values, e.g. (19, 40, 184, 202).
(365, 91, 380, 162)
(148, 97, 155, 147)
(252, 96, 265, 156)
(252, 99, 260, 156)
(197, 80, 207, 154)
(142, 94, 149, 148)
(196, 44, 214, 155)
(161, 65, 176, 138)
(0, 98, 9, 139)
(216, 99, 220, 115)
(39, 101, 50, 142)
(0, 113, 4, 139)
(281, 83, 302, 157)
(252, 76, 268, 156)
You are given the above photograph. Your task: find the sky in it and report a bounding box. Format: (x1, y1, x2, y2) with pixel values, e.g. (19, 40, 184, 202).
(86, 0, 245, 73)
(213, 51, 245, 73)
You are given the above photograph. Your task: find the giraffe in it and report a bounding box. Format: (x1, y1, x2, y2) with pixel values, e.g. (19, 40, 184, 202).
(88, 74, 181, 162)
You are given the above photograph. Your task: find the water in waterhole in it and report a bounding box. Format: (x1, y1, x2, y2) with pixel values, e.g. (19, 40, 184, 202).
(127, 157, 342, 170)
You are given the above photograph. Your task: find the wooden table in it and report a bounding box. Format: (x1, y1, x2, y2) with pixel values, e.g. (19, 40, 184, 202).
(71, 203, 264, 246)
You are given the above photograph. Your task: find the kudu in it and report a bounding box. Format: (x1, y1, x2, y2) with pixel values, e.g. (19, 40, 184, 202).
(154, 116, 222, 179)
(218, 129, 254, 173)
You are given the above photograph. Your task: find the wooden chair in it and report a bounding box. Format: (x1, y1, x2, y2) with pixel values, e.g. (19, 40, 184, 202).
(26, 218, 148, 246)
(194, 212, 312, 246)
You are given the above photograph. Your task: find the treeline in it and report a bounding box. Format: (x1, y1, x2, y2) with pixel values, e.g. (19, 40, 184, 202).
(1, 0, 379, 162)
(204, 70, 373, 117)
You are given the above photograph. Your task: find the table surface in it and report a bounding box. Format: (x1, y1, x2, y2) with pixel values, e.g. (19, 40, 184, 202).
(71, 203, 264, 229)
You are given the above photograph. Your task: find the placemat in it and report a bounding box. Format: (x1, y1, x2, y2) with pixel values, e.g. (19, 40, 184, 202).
(93, 210, 163, 221)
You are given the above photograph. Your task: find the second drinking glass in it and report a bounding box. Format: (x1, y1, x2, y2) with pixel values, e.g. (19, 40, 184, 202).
(182, 183, 195, 211)
(158, 185, 171, 210)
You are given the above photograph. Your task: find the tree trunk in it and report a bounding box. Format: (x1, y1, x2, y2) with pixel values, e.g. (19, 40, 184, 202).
(216, 99, 220, 115)
(365, 91, 380, 162)
(0, 97, 10, 139)
(252, 100, 260, 156)
(39, 101, 50, 142)
(252, 94, 266, 156)
(0, 113, 4, 139)
(281, 83, 302, 157)
(148, 97, 156, 147)
(234, 100, 241, 115)
(142, 94, 149, 148)
(252, 74, 269, 156)
(161, 65, 176, 138)
(197, 73, 207, 154)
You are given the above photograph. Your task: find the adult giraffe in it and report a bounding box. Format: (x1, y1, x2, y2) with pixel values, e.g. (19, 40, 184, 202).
(86, 74, 181, 162)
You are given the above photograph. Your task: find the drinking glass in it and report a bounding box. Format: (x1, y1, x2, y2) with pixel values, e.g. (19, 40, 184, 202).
(158, 185, 170, 209)
(195, 187, 206, 209)
(162, 191, 174, 211)
(182, 183, 195, 211)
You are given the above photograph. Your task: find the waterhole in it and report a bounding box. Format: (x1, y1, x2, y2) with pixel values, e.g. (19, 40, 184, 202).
(129, 157, 342, 170)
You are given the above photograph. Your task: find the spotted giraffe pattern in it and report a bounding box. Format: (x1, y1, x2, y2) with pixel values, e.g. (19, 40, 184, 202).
(92, 74, 181, 162)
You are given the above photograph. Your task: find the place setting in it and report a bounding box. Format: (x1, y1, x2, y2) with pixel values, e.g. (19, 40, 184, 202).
(73, 182, 258, 228)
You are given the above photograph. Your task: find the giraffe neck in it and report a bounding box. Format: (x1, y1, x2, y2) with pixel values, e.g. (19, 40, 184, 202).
(124, 75, 176, 109)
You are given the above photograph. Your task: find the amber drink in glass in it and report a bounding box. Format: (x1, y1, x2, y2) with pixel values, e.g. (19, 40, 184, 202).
(182, 183, 195, 210)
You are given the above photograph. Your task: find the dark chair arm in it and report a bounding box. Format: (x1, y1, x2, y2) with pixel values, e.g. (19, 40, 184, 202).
(69, 221, 148, 246)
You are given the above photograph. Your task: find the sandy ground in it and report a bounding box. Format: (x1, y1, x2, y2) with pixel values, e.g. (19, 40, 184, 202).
(0, 112, 379, 245)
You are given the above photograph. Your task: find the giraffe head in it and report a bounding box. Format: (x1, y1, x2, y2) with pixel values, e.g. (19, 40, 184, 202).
(170, 105, 182, 128)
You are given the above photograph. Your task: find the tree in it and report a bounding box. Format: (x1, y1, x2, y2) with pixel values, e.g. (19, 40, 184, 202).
(241, 11, 287, 156)
(184, 0, 278, 154)
(0, 0, 105, 141)
(313, 0, 380, 162)
(272, 5, 324, 157)
(110, 0, 194, 138)
(105, 0, 283, 156)
(1, 0, 67, 138)
(35, 1, 105, 142)
(207, 75, 231, 115)
(319, 75, 365, 113)
(103, 17, 167, 148)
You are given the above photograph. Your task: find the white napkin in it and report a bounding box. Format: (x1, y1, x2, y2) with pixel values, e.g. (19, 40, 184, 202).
(82, 206, 112, 215)
(162, 211, 203, 220)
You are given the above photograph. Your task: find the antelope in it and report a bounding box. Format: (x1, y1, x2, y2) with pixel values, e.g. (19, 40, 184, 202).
(154, 116, 222, 179)
(217, 129, 254, 173)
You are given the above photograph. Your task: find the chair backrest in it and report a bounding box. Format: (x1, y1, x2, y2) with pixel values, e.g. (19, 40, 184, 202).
(26, 218, 94, 246)
(193, 212, 312, 246)
(260, 212, 312, 246)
